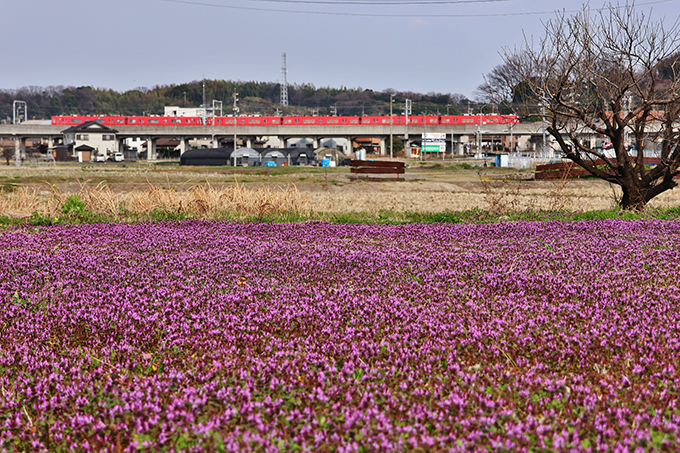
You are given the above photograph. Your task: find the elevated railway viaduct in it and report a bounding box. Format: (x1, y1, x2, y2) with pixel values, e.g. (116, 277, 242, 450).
(0, 122, 542, 162)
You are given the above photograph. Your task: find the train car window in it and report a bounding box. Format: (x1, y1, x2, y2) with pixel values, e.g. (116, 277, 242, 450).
(171, 119, 181, 124)
(117, 119, 124, 124)
(284, 119, 292, 124)
(318, 119, 324, 124)
(95, 119, 104, 123)
(71, 119, 82, 123)
(129, 119, 136, 124)
(264, 119, 269, 124)
(295, 119, 300, 124)
(149, 119, 159, 124)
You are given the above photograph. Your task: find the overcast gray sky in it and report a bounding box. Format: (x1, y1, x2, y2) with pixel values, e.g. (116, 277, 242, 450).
(3, 0, 678, 98)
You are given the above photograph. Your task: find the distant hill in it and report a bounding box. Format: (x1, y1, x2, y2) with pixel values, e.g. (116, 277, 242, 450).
(0, 80, 471, 121)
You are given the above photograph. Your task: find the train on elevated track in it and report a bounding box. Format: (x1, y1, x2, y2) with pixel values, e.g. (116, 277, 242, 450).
(51, 114, 519, 128)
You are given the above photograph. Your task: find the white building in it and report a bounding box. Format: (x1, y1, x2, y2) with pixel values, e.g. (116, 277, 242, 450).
(62, 121, 119, 162)
(164, 106, 221, 118)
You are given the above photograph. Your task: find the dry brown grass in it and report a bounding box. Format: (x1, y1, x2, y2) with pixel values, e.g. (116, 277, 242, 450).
(0, 183, 310, 219)
(476, 169, 587, 213)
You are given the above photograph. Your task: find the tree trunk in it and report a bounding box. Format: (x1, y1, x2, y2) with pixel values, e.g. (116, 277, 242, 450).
(620, 184, 648, 211)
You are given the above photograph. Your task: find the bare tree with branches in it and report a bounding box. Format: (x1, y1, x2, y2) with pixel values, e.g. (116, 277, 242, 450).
(475, 62, 524, 110)
(502, 3, 680, 210)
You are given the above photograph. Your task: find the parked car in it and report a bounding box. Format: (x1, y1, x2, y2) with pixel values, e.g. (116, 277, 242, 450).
(94, 154, 106, 162)
(113, 153, 124, 162)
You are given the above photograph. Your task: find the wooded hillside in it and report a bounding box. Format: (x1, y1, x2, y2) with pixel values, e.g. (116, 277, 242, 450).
(0, 80, 470, 120)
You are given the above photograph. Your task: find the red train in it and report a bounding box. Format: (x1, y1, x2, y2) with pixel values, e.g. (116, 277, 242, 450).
(51, 114, 519, 127)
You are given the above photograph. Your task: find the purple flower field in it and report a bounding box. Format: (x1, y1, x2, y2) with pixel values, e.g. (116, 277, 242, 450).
(1, 220, 680, 452)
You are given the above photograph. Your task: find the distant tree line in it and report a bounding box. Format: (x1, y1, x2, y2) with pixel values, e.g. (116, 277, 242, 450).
(0, 80, 472, 120)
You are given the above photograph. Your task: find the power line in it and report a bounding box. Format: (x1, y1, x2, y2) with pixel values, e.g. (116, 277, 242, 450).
(248, 0, 512, 5)
(159, 0, 676, 18)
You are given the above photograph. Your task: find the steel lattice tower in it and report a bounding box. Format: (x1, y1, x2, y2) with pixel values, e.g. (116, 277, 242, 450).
(280, 53, 289, 107)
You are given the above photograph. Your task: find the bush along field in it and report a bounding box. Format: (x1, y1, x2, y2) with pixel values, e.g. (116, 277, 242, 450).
(2, 220, 680, 451)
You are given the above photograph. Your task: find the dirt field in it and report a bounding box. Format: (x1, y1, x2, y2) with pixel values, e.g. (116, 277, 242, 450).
(2, 162, 680, 214)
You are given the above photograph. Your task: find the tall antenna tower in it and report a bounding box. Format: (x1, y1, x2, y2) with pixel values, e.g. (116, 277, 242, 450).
(280, 53, 289, 107)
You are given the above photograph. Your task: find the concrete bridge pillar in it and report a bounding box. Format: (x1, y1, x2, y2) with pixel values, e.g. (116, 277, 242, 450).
(14, 138, 21, 166)
(20, 137, 27, 160)
(179, 137, 189, 155)
(246, 137, 253, 149)
(147, 137, 157, 161)
(345, 137, 352, 155)
(453, 135, 464, 155)
(380, 137, 387, 156)
(212, 135, 219, 149)
(281, 137, 287, 148)
(312, 137, 319, 149)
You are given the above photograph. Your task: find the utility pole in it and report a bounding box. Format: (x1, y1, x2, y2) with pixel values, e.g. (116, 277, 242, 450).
(421, 106, 426, 162)
(478, 108, 482, 157)
(508, 123, 515, 154)
(202, 79, 206, 125)
(404, 99, 411, 158)
(541, 94, 547, 158)
(233, 93, 239, 167)
(451, 129, 454, 159)
(624, 94, 632, 149)
(390, 93, 394, 161)
(280, 53, 289, 107)
(212, 100, 222, 147)
(476, 106, 486, 159)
